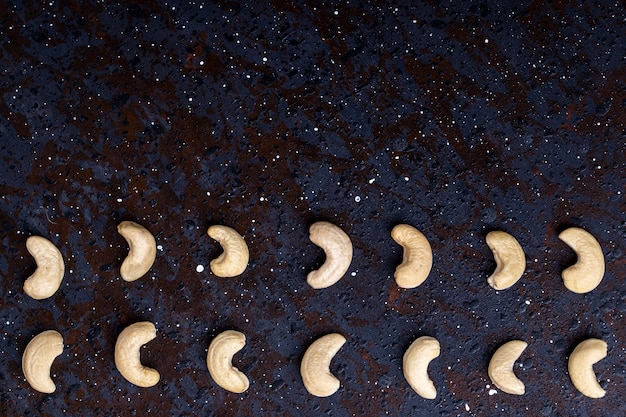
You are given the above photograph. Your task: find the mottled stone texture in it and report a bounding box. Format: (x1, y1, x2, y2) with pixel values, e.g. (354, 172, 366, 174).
(0, 1, 625, 416)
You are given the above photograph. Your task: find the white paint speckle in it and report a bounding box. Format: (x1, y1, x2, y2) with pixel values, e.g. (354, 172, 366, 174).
(488, 389, 498, 395)
(196, 265, 205, 273)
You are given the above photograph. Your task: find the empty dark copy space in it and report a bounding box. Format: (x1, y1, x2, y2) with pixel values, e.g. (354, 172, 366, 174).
(1, 1, 625, 416)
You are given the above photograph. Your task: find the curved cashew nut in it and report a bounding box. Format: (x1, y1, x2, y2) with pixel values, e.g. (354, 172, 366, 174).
(300, 333, 346, 397)
(558, 227, 604, 293)
(206, 330, 249, 393)
(23, 236, 65, 299)
(22, 330, 64, 393)
(307, 221, 353, 289)
(488, 340, 527, 395)
(402, 336, 440, 399)
(207, 225, 249, 277)
(118, 221, 157, 282)
(114, 321, 160, 387)
(486, 231, 525, 290)
(568, 338, 607, 398)
(391, 224, 433, 288)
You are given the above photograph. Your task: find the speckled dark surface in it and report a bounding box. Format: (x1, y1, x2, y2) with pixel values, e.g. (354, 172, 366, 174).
(1, 1, 625, 416)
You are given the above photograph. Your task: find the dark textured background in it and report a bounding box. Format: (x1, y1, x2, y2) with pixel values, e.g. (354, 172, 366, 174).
(0, 1, 625, 416)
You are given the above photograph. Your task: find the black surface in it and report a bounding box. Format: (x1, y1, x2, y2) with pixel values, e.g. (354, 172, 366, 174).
(0, 1, 625, 416)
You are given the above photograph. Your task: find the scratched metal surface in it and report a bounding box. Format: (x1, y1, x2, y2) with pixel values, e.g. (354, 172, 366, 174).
(0, 1, 625, 416)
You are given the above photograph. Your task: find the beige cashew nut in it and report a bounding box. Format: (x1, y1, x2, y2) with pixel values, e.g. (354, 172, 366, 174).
(568, 338, 607, 398)
(118, 221, 157, 282)
(558, 227, 604, 293)
(486, 231, 526, 290)
(300, 333, 346, 397)
(206, 330, 249, 393)
(307, 221, 353, 289)
(207, 225, 249, 277)
(22, 330, 64, 393)
(391, 224, 433, 288)
(23, 236, 65, 299)
(488, 340, 527, 395)
(114, 321, 160, 387)
(402, 336, 440, 399)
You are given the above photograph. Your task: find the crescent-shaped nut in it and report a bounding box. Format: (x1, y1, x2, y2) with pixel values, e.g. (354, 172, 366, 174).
(391, 224, 433, 288)
(488, 340, 527, 395)
(207, 225, 249, 277)
(568, 338, 607, 398)
(558, 227, 604, 293)
(206, 330, 249, 393)
(114, 321, 160, 387)
(300, 333, 346, 397)
(22, 330, 64, 393)
(402, 336, 440, 399)
(486, 231, 526, 290)
(23, 236, 65, 299)
(118, 221, 157, 282)
(307, 221, 353, 289)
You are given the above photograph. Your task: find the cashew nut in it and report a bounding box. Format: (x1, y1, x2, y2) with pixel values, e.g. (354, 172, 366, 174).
(402, 336, 440, 399)
(558, 227, 604, 293)
(207, 225, 249, 277)
(307, 221, 353, 289)
(206, 330, 249, 393)
(568, 338, 607, 398)
(118, 221, 157, 282)
(114, 321, 160, 387)
(23, 236, 65, 299)
(486, 231, 525, 290)
(391, 224, 433, 288)
(300, 333, 346, 397)
(22, 330, 64, 393)
(488, 340, 527, 395)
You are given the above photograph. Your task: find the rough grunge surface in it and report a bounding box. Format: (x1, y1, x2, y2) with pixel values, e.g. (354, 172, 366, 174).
(0, 1, 625, 416)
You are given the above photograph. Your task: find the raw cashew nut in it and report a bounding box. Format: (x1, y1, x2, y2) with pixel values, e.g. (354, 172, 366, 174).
(391, 224, 433, 288)
(403, 336, 440, 399)
(114, 321, 160, 387)
(558, 227, 604, 293)
(300, 333, 346, 397)
(568, 338, 607, 398)
(488, 340, 527, 395)
(307, 221, 353, 289)
(22, 330, 64, 393)
(23, 236, 65, 299)
(206, 330, 249, 393)
(207, 225, 249, 277)
(486, 231, 525, 290)
(118, 221, 157, 282)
